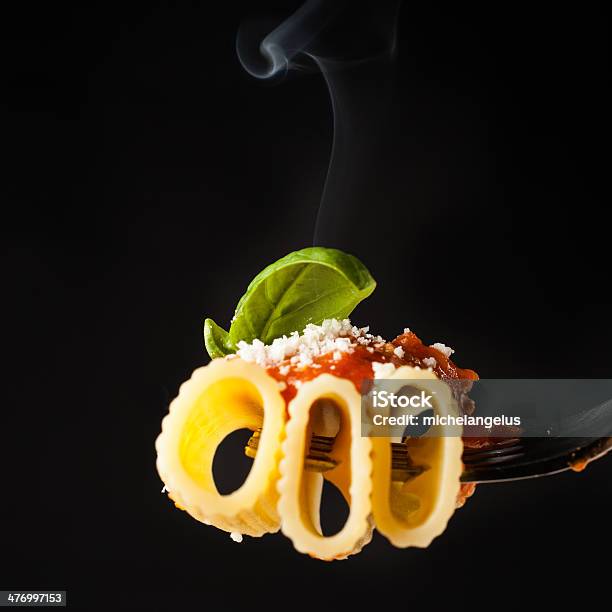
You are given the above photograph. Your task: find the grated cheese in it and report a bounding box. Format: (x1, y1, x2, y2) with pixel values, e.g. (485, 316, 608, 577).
(431, 342, 454, 358)
(233, 319, 455, 381)
(230, 532, 243, 543)
(235, 319, 383, 369)
(422, 356, 437, 369)
(372, 361, 396, 379)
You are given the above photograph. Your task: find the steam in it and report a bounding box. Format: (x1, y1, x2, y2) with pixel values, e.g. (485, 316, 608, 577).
(237, 1, 344, 80)
(237, 0, 401, 247)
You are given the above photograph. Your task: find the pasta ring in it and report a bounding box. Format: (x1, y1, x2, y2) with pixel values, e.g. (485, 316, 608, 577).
(277, 374, 373, 560)
(371, 366, 463, 548)
(155, 358, 286, 536)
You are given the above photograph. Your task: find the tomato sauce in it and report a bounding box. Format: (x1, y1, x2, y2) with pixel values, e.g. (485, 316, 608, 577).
(266, 329, 478, 405)
(391, 331, 478, 382)
(264, 328, 484, 508)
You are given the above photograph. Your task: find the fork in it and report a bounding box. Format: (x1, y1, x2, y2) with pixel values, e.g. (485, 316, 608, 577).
(460, 389, 612, 482)
(461, 436, 612, 482)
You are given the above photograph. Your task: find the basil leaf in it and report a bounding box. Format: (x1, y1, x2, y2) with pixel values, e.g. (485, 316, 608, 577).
(203, 247, 376, 359)
(203, 318, 233, 359)
(234, 246, 375, 344)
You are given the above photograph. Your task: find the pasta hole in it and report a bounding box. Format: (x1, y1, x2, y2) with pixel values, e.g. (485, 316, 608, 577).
(319, 479, 350, 536)
(212, 428, 254, 495)
(310, 399, 341, 437)
(395, 384, 435, 438)
(402, 409, 434, 438)
(305, 398, 342, 472)
(397, 384, 421, 397)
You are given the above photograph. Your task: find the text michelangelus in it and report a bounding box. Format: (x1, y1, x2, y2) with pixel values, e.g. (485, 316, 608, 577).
(370, 389, 521, 429)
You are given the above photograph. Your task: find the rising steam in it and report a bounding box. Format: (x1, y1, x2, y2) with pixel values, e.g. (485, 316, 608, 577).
(237, 0, 401, 247)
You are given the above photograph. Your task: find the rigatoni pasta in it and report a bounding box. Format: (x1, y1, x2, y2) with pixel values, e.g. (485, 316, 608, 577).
(157, 247, 479, 559)
(277, 375, 373, 560)
(370, 367, 463, 548)
(155, 358, 286, 537)
(156, 317, 477, 559)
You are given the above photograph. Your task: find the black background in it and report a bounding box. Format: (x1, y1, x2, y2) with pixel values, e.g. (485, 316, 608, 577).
(2, 1, 610, 610)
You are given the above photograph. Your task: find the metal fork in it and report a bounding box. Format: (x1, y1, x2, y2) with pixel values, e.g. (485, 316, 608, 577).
(461, 436, 612, 482)
(460, 392, 612, 483)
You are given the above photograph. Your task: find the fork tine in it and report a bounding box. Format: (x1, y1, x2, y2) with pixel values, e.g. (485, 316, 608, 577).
(461, 436, 612, 483)
(463, 451, 526, 466)
(462, 439, 523, 463)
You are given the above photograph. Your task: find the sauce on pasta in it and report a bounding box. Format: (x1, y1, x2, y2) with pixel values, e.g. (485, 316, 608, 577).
(266, 330, 478, 405)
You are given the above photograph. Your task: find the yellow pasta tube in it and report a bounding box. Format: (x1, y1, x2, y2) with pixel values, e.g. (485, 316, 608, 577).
(277, 374, 373, 560)
(371, 366, 463, 548)
(155, 358, 286, 537)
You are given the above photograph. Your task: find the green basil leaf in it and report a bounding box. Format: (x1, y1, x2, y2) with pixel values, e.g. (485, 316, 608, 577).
(203, 318, 233, 359)
(231, 246, 375, 344)
(203, 247, 376, 359)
